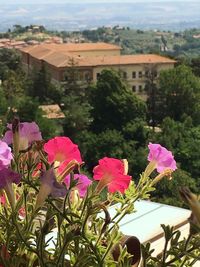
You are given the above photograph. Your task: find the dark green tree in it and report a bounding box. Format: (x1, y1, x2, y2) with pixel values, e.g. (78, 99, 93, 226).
(0, 49, 21, 81)
(190, 57, 200, 77)
(30, 65, 60, 103)
(144, 64, 164, 127)
(89, 69, 147, 133)
(62, 58, 93, 140)
(152, 169, 197, 207)
(159, 65, 200, 123)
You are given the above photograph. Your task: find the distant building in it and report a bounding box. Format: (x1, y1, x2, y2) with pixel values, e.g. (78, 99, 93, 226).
(0, 38, 27, 49)
(39, 104, 65, 119)
(19, 42, 176, 94)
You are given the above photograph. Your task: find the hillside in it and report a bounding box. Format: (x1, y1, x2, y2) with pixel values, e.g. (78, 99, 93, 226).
(0, 1, 200, 32)
(80, 27, 200, 59)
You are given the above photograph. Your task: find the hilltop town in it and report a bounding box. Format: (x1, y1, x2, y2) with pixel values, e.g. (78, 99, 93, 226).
(1, 24, 200, 60)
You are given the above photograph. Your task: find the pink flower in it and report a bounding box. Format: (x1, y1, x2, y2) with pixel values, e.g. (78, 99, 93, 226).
(148, 143, 177, 173)
(64, 174, 92, 197)
(0, 168, 21, 189)
(3, 122, 42, 150)
(0, 140, 13, 171)
(0, 168, 21, 208)
(36, 168, 68, 209)
(93, 157, 131, 194)
(44, 137, 82, 165)
(0, 194, 6, 205)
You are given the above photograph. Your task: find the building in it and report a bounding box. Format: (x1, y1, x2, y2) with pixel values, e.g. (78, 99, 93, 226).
(39, 104, 65, 119)
(19, 42, 176, 94)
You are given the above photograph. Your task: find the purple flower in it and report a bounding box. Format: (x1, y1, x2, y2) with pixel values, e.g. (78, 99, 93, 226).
(148, 143, 177, 173)
(3, 122, 42, 150)
(64, 174, 92, 197)
(0, 140, 13, 171)
(36, 168, 68, 209)
(0, 168, 21, 189)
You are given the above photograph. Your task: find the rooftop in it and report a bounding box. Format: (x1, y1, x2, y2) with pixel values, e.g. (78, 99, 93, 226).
(19, 42, 176, 68)
(72, 54, 176, 68)
(39, 104, 65, 119)
(42, 54, 176, 68)
(20, 42, 121, 54)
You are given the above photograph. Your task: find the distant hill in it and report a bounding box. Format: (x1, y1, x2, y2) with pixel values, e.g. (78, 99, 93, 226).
(0, 2, 200, 32)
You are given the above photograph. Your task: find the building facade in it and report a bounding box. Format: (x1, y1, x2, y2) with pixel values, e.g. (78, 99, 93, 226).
(19, 42, 176, 94)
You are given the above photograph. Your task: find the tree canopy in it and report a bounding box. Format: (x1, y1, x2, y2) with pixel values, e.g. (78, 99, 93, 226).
(89, 69, 146, 133)
(158, 65, 200, 123)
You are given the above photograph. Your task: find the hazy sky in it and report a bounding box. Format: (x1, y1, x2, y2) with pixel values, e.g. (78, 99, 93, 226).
(0, 0, 194, 3)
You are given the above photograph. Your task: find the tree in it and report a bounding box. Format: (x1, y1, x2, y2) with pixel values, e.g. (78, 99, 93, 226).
(30, 65, 60, 103)
(161, 35, 168, 51)
(144, 64, 164, 127)
(75, 68, 149, 175)
(78, 127, 148, 177)
(0, 49, 21, 81)
(190, 56, 200, 77)
(148, 116, 200, 207)
(152, 169, 198, 207)
(62, 95, 93, 140)
(158, 65, 200, 123)
(89, 69, 147, 133)
(152, 116, 200, 181)
(61, 58, 93, 140)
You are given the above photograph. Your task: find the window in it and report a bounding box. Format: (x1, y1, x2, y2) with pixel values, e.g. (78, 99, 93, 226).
(138, 85, 143, 92)
(132, 71, 136, 79)
(78, 72, 84, 81)
(85, 72, 92, 81)
(132, 85, 136, 92)
(123, 71, 127, 79)
(145, 71, 149, 77)
(138, 71, 143, 78)
(96, 73, 101, 79)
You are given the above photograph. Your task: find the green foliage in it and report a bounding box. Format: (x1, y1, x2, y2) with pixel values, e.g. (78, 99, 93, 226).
(142, 225, 200, 267)
(36, 112, 61, 140)
(78, 123, 148, 178)
(148, 116, 200, 206)
(89, 69, 146, 133)
(62, 60, 93, 140)
(29, 65, 61, 104)
(156, 117, 200, 180)
(0, 86, 8, 114)
(0, 48, 21, 81)
(158, 65, 200, 123)
(0, 48, 61, 139)
(62, 97, 93, 140)
(0, 146, 161, 266)
(190, 56, 200, 77)
(152, 169, 197, 207)
(78, 129, 125, 169)
(16, 96, 39, 121)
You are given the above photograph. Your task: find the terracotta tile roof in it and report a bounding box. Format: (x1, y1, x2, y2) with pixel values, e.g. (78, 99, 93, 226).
(0, 38, 10, 43)
(19, 43, 176, 68)
(58, 54, 176, 68)
(39, 104, 65, 119)
(19, 42, 121, 53)
(10, 41, 26, 45)
(22, 46, 53, 59)
(42, 51, 74, 66)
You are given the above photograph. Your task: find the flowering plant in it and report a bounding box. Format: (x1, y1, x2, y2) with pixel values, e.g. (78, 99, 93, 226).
(0, 119, 199, 267)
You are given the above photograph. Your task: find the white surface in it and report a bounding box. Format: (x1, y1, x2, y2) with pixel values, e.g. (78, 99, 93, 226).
(108, 200, 191, 243)
(46, 200, 193, 260)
